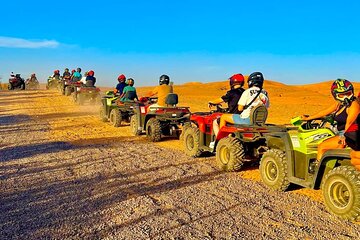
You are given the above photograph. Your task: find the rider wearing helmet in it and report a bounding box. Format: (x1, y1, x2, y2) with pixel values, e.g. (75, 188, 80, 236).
(115, 74, 127, 95)
(302, 79, 360, 165)
(120, 78, 139, 102)
(208, 73, 246, 139)
(148, 74, 173, 107)
(52, 70, 61, 80)
(218, 72, 270, 135)
(85, 70, 96, 87)
(62, 68, 71, 80)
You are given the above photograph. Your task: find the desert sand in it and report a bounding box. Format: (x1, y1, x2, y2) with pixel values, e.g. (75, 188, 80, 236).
(1, 80, 360, 239)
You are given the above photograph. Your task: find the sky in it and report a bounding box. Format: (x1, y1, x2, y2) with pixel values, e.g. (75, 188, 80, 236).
(1, 0, 360, 87)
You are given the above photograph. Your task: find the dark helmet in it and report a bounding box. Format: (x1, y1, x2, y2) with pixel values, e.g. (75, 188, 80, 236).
(65, 68, 69, 72)
(118, 74, 126, 82)
(248, 72, 264, 88)
(331, 79, 355, 105)
(127, 78, 134, 86)
(88, 70, 94, 76)
(77, 67, 81, 73)
(229, 73, 245, 89)
(159, 74, 170, 85)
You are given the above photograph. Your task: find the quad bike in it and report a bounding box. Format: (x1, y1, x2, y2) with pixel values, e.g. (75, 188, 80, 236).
(73, 85, 101, 105)
(99, 91, 138, 127)
(25, 79, 40, 90)
(46, 76, 59, 90)
(63, 80, 82, 96)
(8, 74, 25, 90)
(129, 93, 191, 142)
(183, 103, 281, 171)
(58, 76, 70, 95)
(259, 116, 360, 221)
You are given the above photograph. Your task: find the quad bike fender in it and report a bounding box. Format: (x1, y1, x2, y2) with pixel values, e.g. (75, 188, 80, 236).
(313, 149, 352, 189)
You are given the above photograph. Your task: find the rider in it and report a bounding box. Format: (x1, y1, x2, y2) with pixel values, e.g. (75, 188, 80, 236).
(148, 74, 173, 108)
(71, 67, 82, 82)
(120, 78, 139, 101)
(80, 71, 88, 85)
(62, 68, 71, 80)
(52, 70, 61, 80)
(85, 70, 96, 87)
(27, 73, 38, 84)
(302, 79, 360, 165)
(208, 73, 246, 137)
(115, 74, 127, 95)
(218, 72, 270, 129)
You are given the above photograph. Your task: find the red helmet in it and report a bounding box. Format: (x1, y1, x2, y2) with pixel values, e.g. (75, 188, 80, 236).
(71, 69, 76, 74)
(118, 74, 126, 82)
(54, 70, 60, 74)
(229, 73, 245, 88)
(331, 79, 354, 104)
(88, 70, 95, 76)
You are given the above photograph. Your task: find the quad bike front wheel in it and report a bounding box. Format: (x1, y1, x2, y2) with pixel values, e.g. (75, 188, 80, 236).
(130, 115, 142, 136)
(260, 149, 290, 191)
(215, 136, 245, 171)
(146, 118, 162, 142)
(109, 109, 122, 127)
(183, 126, 202, 157)
(322, 166, 360, 221)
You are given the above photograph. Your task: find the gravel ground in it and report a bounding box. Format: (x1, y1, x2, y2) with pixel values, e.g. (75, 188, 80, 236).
(1, 90, 360, 240)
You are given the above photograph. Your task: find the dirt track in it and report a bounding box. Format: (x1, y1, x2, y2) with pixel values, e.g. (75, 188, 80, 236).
(1, 89, 360, 240)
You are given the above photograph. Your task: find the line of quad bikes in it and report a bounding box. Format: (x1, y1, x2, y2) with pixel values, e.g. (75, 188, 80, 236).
(93, 89, 360, 222)
(27, 76, 360, 221)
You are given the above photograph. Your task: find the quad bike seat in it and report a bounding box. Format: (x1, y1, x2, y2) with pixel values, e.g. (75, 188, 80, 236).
(249, 104, 268, 126)
(165, 93, 178, 107)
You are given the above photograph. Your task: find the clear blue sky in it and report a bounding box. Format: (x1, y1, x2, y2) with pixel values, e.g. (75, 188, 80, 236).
(1, 0, 360, 86)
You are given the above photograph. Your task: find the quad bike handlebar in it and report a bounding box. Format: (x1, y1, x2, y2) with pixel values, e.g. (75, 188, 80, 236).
(291, 115, 336, 130)
(208, 103, 228, 113)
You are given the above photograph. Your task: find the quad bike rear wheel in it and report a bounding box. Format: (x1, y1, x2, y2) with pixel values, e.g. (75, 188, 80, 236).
(322, 166, 360, 221)
(183, 126, 202, 157)
(65, 86, 72, 96)
(99, 106, 108, 122)
(215, 136, 245, 171)
(260, 149, 290, 191)
(146, 118, 162, 142)
(109, 109, 122, 127)
(130, 115, 142, 136)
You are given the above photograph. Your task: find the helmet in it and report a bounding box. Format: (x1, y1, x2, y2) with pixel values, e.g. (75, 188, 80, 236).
(88, 70, 94, 76)
(118, 74, 126, 82)
(71, 69, 76, 74)
(248, 72, 264, 88)
(65, 68, 69, 72)
(31, 73, 36, 77)
(127, 78, 134, 86)
(331, 79, 354, 105)
(54, 70, 60, 74)
(159, 74, 170, 85)
(229, 73, 245, 88)
(77, 67, 81, 72)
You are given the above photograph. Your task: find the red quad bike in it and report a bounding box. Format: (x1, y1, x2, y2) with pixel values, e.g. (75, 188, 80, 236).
(64, 80, 82, 96)
(183, 104, 282, 171)
(8, 74, 25, 90)
(73, 85, 101, 105)
(130, 93, 191, 142)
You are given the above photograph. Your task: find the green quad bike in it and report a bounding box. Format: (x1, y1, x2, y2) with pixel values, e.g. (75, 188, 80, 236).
(46, 76, 59, 90)
(99, 91, 137, 127)
(259, 116, 360, 221)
